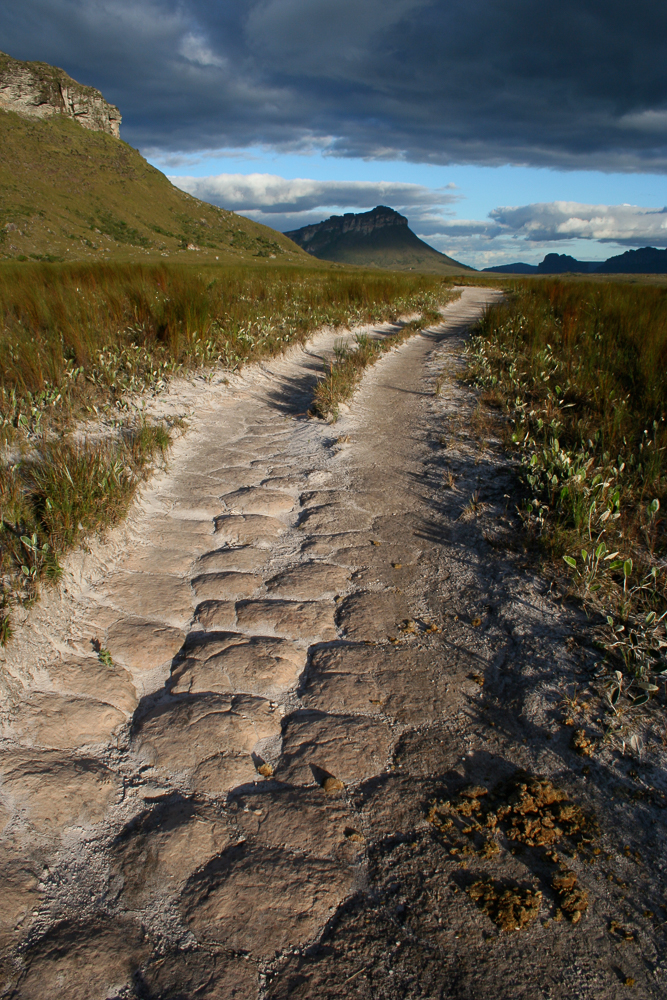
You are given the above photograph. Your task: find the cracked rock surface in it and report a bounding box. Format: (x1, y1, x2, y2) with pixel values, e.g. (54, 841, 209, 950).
(1, 287, 666, 999)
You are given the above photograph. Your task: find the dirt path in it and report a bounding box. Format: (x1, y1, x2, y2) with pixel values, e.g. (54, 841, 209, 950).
(1, 286, 666, 999)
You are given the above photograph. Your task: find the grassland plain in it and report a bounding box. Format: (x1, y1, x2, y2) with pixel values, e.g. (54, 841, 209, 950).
(0, 260, 455, 630)
(465, 277, 667, 744)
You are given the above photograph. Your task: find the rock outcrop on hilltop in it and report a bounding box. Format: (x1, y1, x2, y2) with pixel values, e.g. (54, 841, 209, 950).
(0, 51, 121, 137)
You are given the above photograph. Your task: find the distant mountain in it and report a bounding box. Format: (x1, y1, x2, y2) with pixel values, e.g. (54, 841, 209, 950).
(284, 206, 474, 274)
(596, 247, 667, 273)
(483, 247, 667, 275)
(484, 253, 599, 274)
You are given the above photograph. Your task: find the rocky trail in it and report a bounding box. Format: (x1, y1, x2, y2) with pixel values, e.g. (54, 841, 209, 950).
(1, 286, 666, 999)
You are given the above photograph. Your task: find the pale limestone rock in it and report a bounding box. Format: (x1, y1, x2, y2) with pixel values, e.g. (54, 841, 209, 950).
(196, 601, 237, 630)
(45, 656, 137, 713)
(191, 571, 261, 602)
(235, 599, 337, 640)
(171, 635, 305, 697)
(182, 845, 352, 956)
(5, 694, 126, 750)
(122, 546, 197, 575)
(297, 505, 373, 535)
(220, 488, 295, 516)
(0, 752, 120, 834)
(96, 572, 194, 628)
(138, 949, 258, 1000)
(112, 800, 231, 905)
(214, 514, 287, 547)
(106, 619, 185, 672)
(16, 919, 149, 1000)
(195, 546, 269, 574)
(276, 712, 394, 785)
(234, 788, 352, 858)
(0, 52, 122, 136)
(192, 753, 259, 796)
(335, 590, 410, 642)
(0, 859, 40, 953)
(301, 644, 458, 723)
(266, 562, 350, 599)
(132, 694, 280, 773)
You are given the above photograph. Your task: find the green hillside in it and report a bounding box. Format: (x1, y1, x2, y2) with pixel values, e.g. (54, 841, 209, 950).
(0, 110, 312, 265)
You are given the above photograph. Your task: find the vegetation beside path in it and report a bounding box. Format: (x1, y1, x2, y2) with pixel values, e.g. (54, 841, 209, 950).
(0, 260, 454, 633)
(310, 304, 451, 419)
(466, 278, 667, 722)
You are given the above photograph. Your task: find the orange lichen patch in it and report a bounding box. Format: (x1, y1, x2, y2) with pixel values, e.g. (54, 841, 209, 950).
(496, 776, 597, 847)
(552, 870, 588, 923)
(467, 880, 542, 932)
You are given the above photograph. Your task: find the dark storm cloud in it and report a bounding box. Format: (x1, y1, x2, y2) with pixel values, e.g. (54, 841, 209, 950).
(3, 0, 667, 171)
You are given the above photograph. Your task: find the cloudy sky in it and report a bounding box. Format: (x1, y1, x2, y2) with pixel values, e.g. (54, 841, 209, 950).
(3, 1, 667, 266)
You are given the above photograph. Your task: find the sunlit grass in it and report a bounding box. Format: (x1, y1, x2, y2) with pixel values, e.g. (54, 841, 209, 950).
(0, 260, 452, 631)
(466, 277, 667, 703)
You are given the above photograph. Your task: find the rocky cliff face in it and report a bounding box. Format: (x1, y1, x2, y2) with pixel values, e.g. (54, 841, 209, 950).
(286, 206, 408, 248)
(0, 52, 121, 137)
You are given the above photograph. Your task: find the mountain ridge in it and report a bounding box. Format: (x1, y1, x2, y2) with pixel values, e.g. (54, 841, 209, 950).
(285, 206, 474, 274)
(484, 247, 667, 275)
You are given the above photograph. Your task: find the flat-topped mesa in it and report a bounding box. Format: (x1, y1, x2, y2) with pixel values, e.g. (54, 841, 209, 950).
(0, 51, 121, 137)
(286, 206, 407, 249)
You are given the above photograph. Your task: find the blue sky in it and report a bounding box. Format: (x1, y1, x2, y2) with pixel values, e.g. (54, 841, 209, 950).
(159, 147, 667, 267)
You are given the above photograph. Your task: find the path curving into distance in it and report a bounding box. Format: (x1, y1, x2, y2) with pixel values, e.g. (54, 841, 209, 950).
(1, 286, 666, 999)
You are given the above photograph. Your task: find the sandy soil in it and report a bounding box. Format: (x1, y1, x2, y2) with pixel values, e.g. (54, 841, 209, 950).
(1, 286, 666, 999)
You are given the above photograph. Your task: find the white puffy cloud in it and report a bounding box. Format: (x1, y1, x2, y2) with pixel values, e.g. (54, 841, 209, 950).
(490, 202, 667, 246)
(169, 172, 459, 217)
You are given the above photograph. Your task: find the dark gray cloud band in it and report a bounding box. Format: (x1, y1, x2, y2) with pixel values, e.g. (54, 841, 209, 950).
(2, 0, 667, 171)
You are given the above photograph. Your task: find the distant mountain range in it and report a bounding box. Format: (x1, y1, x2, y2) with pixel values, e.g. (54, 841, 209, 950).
(483, 248, 667, 275)
(284, 206, 474, 274)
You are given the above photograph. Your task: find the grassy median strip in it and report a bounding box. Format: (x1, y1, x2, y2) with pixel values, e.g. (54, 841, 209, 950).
(0, 261, 455, 631)
(311, 308, 446, 420)
(465, 278, 667, 710)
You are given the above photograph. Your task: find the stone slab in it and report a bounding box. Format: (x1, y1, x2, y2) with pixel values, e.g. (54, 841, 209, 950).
(196, 601, 238, 630)
(214, 514, 286, 547)
(298, 505, 373, 535)
(336, 590, 410, 643)
(182, 844, 352, 957)
(221, 488, 295, 516)
(96, 572, 194, 628)
(233, 787, 353, 859)
(235, 600, 336, 640)
(172, 636, 305, 697)
(105, 619, 185, 673)
(191, 572, 261, 602)
(195, 547, 269, 574)
(266, 562, 350, 600)
(276, 711, 395, 786)
(17, 919, 149, 1000)
(113, 799, 231, 905)
(132, 694, 280, 773)
(45, 656, 138, 713)
(0, 752, 120, 834)
(192, 753, 259, 796)
(5, 694, 126, 750)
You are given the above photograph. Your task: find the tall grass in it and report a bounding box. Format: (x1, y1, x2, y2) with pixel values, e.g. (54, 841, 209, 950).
(311, 310, 443, 419)
(0, 261, 452, 627)
(0, 261, 452, 429)
(466, 279, 667, 704)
